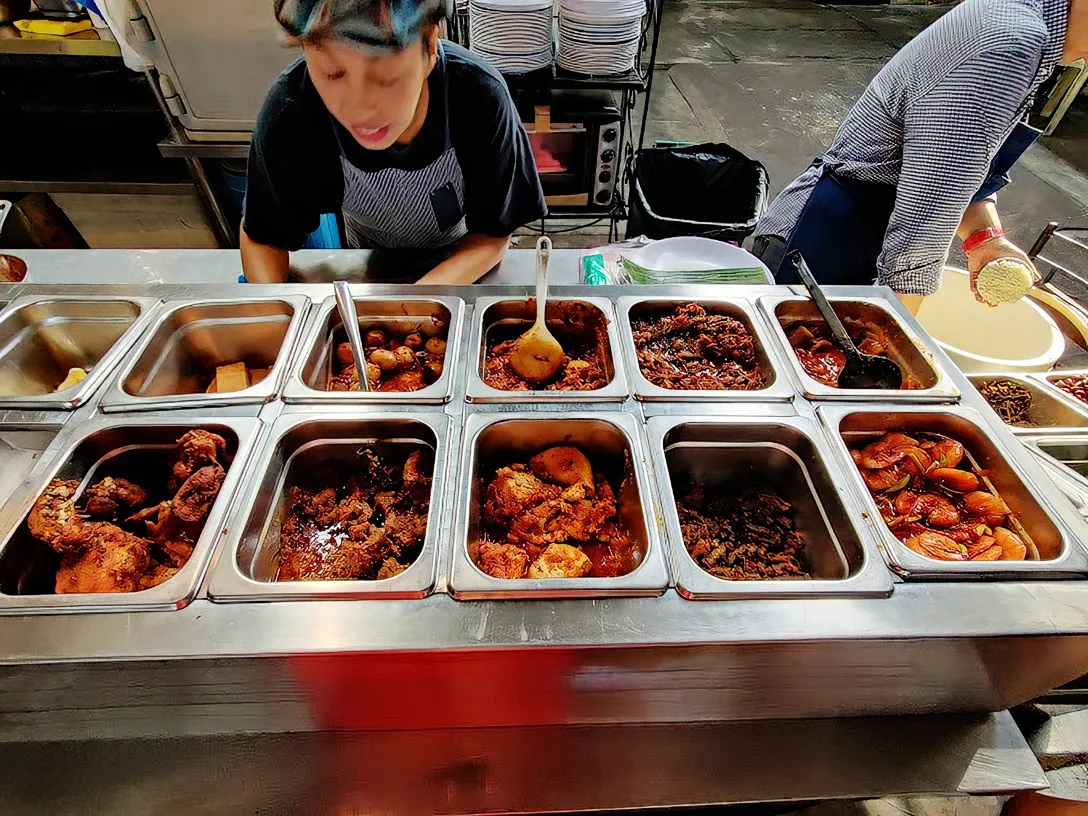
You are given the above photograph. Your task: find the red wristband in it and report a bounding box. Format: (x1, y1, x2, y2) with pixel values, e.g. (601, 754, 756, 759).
(963, 227, 1004, 254)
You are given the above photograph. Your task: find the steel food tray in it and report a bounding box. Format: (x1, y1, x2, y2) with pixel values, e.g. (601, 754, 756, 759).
(466, 296, 630, 403)
(0, 295, 159, 411)
(1035, 369, 1088, 419)
(759, 294, 959, 403)
(0, 415, 260, 613)
(98, 295, 311, 412)
(207, 411, 449, 601)
(448, 410, 669, 598)
(968, 373, 1088, 434)
(818, 404, 1088, 578)
(646, 414, 892, 599)
(282, 295, 463, 405)
(616, 297, 795, 403)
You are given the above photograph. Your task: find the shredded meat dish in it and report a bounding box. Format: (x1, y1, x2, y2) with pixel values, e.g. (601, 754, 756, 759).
(631, 303, 765, 390)
(327, 327, 446, 393)
(25, 430, 231, 594)
(786, 317, 921, 389)
(476, 445, 637, 579)
(483, 301, 609, 392)
(676, 481, 811, 580)
(276, 446, 431, 581)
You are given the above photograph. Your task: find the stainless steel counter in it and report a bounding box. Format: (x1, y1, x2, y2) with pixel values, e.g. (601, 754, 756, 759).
(0, 256, 1080, 812)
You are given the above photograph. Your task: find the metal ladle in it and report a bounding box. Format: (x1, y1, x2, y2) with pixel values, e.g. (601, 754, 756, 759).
(508, 235, 564, 383)
(788, 250, 902, 390)
(333, 280, 370, 392)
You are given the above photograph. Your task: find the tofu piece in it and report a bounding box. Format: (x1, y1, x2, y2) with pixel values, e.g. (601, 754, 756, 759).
(528, 543, 593, 579)
(214, 362, 250, 393)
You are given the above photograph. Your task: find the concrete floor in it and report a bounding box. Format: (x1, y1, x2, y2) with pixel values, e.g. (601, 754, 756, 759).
(636, 0, 1088, 258)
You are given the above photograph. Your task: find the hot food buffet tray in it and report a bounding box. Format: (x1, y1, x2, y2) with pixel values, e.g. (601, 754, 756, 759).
(0, 281, 1084, 619)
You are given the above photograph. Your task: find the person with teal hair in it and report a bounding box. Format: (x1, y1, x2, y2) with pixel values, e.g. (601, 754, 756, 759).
(242, 0, 546, 282)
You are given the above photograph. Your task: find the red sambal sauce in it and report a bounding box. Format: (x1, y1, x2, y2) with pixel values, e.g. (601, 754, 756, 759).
(785, 318, 920, 390)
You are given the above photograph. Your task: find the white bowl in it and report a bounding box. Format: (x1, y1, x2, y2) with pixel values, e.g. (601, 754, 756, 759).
(915, 266, 1064, 373)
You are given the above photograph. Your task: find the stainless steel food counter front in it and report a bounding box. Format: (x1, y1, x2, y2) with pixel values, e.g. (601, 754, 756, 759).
(0, 253, 1083, 814)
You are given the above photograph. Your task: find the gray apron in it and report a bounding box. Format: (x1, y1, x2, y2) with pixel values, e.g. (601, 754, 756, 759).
(336, 48, 468, 280)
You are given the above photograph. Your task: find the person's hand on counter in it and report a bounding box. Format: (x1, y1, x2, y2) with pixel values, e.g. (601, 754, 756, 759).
(415, 233, 511, 285)
(240, 225, 290, 283)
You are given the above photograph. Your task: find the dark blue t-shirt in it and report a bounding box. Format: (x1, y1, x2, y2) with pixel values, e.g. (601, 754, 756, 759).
(243, 40, 546, 252)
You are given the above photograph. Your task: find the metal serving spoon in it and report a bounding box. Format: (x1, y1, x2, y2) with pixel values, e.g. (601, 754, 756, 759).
(509, 235, 565, 384)
(788, 250, 902, 390)
(333, 280, 371, 392)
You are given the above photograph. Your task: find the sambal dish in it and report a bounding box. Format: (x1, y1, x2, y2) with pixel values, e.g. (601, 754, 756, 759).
(476, 445, 637, 579)
(1050, 374, 1088, 407)
(328, 327, 446, 392)
(675, 479, 810, 580)
(276, 445, 431, 581)
(849, 430, 1031, 562)
(25, 429, 231, 594)
(786, 316, 920, 389)
(483, 301, 609, 392)
(631, 303, 765, 391)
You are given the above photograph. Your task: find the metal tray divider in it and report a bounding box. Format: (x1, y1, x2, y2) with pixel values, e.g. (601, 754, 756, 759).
(814, 403, 1088, 577)
(465, 296, 631, 404)
(0, 415, 261, 612)
(615, 296, 795, 403)
(98, 295, 313, 413)
(448, 409, 669, 599)
(756, 292, 960, 403)
(645, 413, 892, 599)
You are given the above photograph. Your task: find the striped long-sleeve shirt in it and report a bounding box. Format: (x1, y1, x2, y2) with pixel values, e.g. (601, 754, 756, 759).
(753, 0, 1068, 295)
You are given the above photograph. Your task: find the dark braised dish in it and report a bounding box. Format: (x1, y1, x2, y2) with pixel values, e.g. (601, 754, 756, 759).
(476, 445, 637, 579)
(26, 430, 230, 594)
(484, 302, 609, 392)
(276, 445, 432, 581)
(631, 303, 765, 391)
(675, 478, 810, 580)
(328, 327, 446, 392)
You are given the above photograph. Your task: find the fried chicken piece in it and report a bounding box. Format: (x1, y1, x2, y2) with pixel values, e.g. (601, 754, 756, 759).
(27, 479, 81, 549)
(278, 526, 388, 581)
(528, 543, 593, 579)
(54, 522, 151, 594)
(139, 563, 180, 590)
(127, 501, 178, 543)
(160, 535, 195, 569)
(507, 480, 616, 547)
(172, 464, 225, 523)
(484, 466, 563, 523)
(82, 477, 147, 519)
(171, 430, 227, 490)
(529, 446, 594, 489)
(478, 541, 529, 579)
(383, 507, 428, 552)
(377, 557, 407, 580)
(402, 450, 430, 487)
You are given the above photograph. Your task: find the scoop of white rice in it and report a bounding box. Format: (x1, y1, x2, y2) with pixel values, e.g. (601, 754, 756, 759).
(976, 258, 1034, 305)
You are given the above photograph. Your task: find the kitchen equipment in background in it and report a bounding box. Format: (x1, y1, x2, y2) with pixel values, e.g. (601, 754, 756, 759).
(32, 0, 84, 19)
(468, 0, 553, 73)
(0, 0, 30, 23)
(557, 0, 645, 75)
(525, 89, 621, 210)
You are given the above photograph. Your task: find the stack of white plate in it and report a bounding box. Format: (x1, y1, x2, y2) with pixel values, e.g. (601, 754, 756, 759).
(469, 0, 554, 73)
(557, 0, 644, 75)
